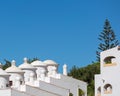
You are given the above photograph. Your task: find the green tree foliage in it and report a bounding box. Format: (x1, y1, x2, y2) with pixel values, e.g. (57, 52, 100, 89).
(68, 62, 100, 96)
(1, 58, 39, 70)
(2, 59, 11, 70)
(78, 88, 84, 96)
(96, 19, 119, 61)
(28, 57, 39, 63)
(69, 93, 73, 96)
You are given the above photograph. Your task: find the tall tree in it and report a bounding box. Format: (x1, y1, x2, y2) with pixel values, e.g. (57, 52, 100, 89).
(96, 19, 119, 61)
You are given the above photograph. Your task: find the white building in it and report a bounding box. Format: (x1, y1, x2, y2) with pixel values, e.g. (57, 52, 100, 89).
(95, 46, 120, 96)
(0, 58, 87, 96)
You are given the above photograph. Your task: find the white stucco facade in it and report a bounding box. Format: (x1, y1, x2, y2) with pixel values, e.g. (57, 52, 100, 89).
(95, 46, 120, 96)
(0, 64, 10, 89)
(5, 60, 25, 88)
(0, 58, 87, 96)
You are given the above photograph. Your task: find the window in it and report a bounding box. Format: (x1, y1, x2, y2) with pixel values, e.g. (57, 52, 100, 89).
(9, 81, 12, 86)
(97, 87, 101, 96)
(104, 56, 115, 64)
(6, 84, 9, 87)
(103, 56, 116, 67)
(20, 81, 22, 85)
(104, 84, 112, 94)
(69, 93, 73, 96)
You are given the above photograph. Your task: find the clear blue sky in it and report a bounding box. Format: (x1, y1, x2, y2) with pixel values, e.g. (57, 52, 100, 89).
(0, 0, 120, 72)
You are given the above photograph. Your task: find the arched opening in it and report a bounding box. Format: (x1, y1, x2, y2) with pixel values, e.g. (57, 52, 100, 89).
(69, 93, 73, 96)
(103, 56, 116, 67)
(97, 87, 101, 96)
(9, 81, 13, 86)
(78, 88, 84, 96)
(104, 84, 112, 94)
(104, 56, 115, 64)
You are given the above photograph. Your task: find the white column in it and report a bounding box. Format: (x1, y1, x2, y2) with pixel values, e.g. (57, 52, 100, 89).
(15, 77, 20, 90)
(63, 64, 67, 75)
(52, 66, 57, 77)
(41, 69, 46, 81)
(29, 73, 34, 85)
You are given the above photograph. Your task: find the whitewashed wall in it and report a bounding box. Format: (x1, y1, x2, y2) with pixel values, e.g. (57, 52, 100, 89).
(95, 46, 120, 96)
(11, 89, 32, 96)
(26, 85, 61, 96)
(0, 89, 11, 96)
(0, 76, 9, 89)
(50, 74, 87, 96)
(38, 80, 69, 96)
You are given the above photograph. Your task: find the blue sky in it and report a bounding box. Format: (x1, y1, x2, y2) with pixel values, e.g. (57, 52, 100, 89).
(0, 0, 120, 72)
